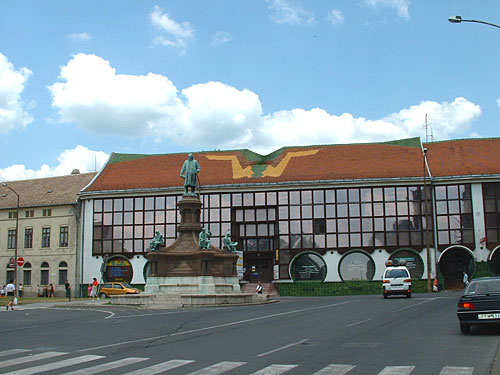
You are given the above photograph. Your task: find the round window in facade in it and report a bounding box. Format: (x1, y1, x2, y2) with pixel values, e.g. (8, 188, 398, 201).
(389, 249, 424, 279)
(104, 256, 133, 283)
(339, 251, 375, 281)
(290, 252, 327, 282)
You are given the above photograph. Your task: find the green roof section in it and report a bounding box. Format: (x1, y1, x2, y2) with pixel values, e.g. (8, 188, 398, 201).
(107, 137, 422, 168)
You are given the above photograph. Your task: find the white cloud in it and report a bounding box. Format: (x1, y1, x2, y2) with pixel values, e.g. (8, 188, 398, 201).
(48, 53, 183, 136)
(0, 145, 108, 181)
(326, 9, 344, 26)
(48, 53, 482, 157)
(364, 0, 410, 19)
(0, 53, 33, 133)
(69, 32, 91, 41)
(267, 0, 315, 25)
(211, 31, 232, 46)
(150, 5, 194, 52)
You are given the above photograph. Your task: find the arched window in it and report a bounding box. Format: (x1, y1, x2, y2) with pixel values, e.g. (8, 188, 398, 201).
(23, 262, 32, 286)
(58, 262, 68, 285)
(289, 252, 327, 282)
(40, 262, 49, 285)
(339, 251, 375, 281)
(389, 249, 424, 279)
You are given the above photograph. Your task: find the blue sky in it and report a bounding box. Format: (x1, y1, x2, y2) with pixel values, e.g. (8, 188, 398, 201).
(0, 0, 499, 180)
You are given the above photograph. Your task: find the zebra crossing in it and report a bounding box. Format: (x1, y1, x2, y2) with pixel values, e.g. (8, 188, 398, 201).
(0, 349, 474, 375)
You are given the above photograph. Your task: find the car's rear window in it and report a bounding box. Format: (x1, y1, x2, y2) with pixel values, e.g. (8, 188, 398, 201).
(385, 269, 409, 278)
(466, 280, 500, 294)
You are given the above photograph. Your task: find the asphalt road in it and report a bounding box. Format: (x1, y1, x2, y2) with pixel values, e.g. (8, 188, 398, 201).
(1, 291, 499, 375)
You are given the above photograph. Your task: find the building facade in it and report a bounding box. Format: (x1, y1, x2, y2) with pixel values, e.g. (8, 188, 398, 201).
(79, 138, 500, 294)
(0, 172, 96, 297)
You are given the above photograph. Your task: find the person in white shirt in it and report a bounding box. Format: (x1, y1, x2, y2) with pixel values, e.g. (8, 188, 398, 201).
(5, 280, 16, 310)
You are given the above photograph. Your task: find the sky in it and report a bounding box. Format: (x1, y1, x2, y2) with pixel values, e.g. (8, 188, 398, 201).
(0, 0, 499, 181)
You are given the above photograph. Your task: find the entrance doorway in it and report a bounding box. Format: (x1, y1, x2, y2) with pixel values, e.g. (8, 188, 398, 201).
(243, 252, 274, 283)
(438, 247, 474, 290)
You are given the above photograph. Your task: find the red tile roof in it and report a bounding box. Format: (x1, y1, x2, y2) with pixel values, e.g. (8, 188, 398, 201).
(83, 138, 500, 193)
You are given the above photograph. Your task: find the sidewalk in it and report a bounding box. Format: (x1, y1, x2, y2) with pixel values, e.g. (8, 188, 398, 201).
(1, 297, 109, 310)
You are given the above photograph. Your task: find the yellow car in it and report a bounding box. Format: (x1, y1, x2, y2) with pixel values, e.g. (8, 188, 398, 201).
(99, 282, 140, 298)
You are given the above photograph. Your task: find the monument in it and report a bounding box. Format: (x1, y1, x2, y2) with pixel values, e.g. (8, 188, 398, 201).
(145, 153, 241, 295)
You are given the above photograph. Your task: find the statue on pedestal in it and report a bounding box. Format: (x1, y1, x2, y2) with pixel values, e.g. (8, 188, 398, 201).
(180, 153, 201, 195)
(223, 232, 238, 253)
(150, 231, 165, 251)
(199, 228, 212, 249)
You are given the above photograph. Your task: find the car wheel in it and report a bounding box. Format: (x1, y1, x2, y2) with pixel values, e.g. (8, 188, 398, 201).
(460, 323, 471, 334)
(100, 293, 107, 299)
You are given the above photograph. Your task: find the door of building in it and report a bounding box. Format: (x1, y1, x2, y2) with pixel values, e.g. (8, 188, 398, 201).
(243, 252, 274, 283)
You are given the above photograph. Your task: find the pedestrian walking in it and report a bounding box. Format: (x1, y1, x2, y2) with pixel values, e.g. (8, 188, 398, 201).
(18, 283, 23, 298)
(64, 280, 71, 301)
(49, 283, 54, 298)
(256, 281, 263, 294)
(5, 279, 16, 310)
(90, 278, 99, 300)
(463, 271, 469, 288)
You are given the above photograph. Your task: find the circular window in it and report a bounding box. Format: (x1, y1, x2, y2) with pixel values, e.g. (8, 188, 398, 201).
(104, 256, 133, 283)
(339, 251, 375, 281)
(390, 249, 423, 279)
(290, 252, 327, 282)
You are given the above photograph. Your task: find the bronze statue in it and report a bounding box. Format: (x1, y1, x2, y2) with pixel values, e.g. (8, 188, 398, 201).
(180, 153, 201, 195)
(150, 231, 165, 251)
(199, 228, 212, 249)
(223, 232, 238, 253)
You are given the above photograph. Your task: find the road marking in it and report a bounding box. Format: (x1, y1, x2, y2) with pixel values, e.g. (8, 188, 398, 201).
(0, 352, 66, 368)
(346, 318, 371, 327)
(249, 364, 298, 374)
(185, 361, 246, 375)
(439, 367, 473, 375)
(392, 298, 440, 313)
(1, 355, 103, 375)
(257, 339, 308, 357)
(0, 326, 39, 333)
(311, 364, 356, 375)
(120, 359, 195, 375)
(0, 349, 30, 358)
(75, 300, 355, 353)
(59, 357, 148, 375)
(377, 366, 415, 375)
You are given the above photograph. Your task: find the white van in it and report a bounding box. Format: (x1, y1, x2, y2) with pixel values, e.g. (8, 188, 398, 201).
(383, 260, 412, 299)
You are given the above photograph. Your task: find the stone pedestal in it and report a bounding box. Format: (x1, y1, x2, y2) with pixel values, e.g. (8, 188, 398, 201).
(145, 195, 240, 295)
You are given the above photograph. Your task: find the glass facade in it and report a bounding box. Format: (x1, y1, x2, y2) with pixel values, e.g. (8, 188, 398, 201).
(484, 183, 500, 246)
(435, 184, 473, 247)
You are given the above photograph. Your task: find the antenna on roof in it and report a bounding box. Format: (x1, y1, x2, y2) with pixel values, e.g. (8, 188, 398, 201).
(424, 113, 434, 142)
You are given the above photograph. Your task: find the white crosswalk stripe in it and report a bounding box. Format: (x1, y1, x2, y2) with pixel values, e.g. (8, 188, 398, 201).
(0, 349, 479, 375)
(377, 366, 415, 375)
(312, 364, 356, 375)
(120, 359, 195, 375)
(59, 357, 149, 375)
(0, 351, 66, 369)
(186, 361, 246, 375)
(0, 355, 104, 375)
(0, 349, 31, 358)
(249, 364, 298, 375)
(439, 366, 474, 375)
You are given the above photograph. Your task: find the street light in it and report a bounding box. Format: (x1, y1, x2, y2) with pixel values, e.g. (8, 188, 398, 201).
(448, 15, 500, 29)
(423, 148, 432, 293)
(2, 183, 19, 292)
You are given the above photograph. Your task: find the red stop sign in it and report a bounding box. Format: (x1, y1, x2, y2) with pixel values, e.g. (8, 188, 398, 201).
(17, 257, 24, 266)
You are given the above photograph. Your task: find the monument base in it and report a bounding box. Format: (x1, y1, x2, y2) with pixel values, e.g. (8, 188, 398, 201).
(144, 275, 241, 294)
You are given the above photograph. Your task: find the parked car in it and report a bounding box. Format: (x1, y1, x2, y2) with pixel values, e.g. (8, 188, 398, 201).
(382, 260, 411, 299)
(457, 277, 500, 334)
(99, 282, 140, 298)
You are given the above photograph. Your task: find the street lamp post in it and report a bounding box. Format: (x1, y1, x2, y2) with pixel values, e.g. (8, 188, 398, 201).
(448, 16, 500, 29)
(423, 148, 432, 293)
(2, 183, 19, 292)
